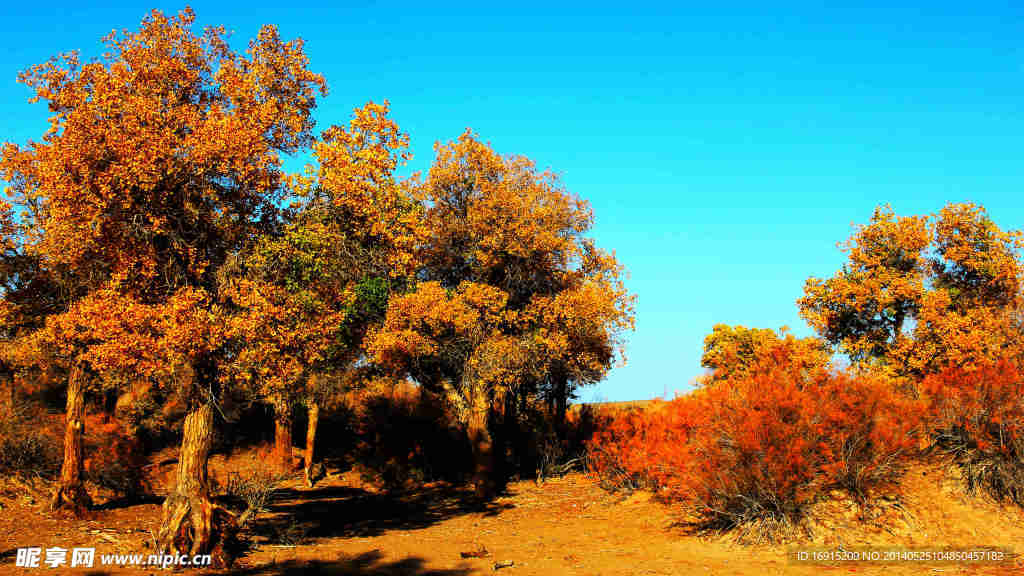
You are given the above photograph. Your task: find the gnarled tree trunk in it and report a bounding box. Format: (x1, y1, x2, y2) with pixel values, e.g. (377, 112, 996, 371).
(51, 364, 91, 516)
(271, 395, 294, 473)
(467, 390, 496, 499)
(156, 401, 231, 564)
(501, 389, 519, 479)
(553, 371, 569, 442)
(303, 401, 319, 487)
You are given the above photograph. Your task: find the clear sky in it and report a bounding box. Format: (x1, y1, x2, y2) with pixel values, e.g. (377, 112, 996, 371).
(2, 2, 1023, 401)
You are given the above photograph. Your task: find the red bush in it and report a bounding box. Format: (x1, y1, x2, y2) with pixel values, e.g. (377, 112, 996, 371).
(84, 418, 150, 499)
(349, 385, 473, 490)
(585, 400, 690, 492)
(922, 358, 1024, 503)
(587, 359, 923, 538)
(0, 399, 62, 479)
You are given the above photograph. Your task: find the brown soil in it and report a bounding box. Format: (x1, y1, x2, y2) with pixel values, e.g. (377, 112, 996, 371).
(1, 452, 1022, 575)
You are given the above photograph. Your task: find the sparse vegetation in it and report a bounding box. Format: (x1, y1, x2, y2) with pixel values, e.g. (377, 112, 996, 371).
(222, 467, 291, 530)
(924, 359, 1024, 505)
(0, 400, 60, 480)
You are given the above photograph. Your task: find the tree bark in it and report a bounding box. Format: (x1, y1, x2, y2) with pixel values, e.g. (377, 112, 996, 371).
(553, 372, 569, 442)
(502, 390, 519, 479)
(272, 396, 294, 473)
(303, 401, 320, 487)
(156, 402, 229, 563)
(51, 364, 91, 516)
(102, 388, 117, 423)
(4, 363, 14, 408)
(467, 391, 496, 499)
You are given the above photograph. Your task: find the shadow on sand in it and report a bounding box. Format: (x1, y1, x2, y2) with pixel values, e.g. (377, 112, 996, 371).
(229, 549, 473, 576)
(251, 482, 514, 541)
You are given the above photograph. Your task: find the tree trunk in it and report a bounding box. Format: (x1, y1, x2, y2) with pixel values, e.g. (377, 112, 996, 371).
(102, 388, 117, 423)
(467, 391, 496, 499)
(51, 364, 91, 516)
(4, 363, 14, 408)
(156, 402, 231, 564)
(303, 401, 320, 487)
(554, 373, 569, 442)
(272, 396, 294, 473)
(501, 390, 519, 480)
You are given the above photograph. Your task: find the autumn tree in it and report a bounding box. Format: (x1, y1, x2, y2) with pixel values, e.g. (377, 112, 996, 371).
(0, 183, 100, 513)
(699, 324, 830, 386)
(225, 101, 418, 476)
(800, 202, 1024, 377)
(0, 8, 325, 561)
(798, 205, 930, 369)
(2, 161, 116, 515)
(224, 254, 334, 473)
(0, 200, 63, 408)
(524, 245, 635, 437)
(369, 132, 633, 497)
(898, 203, 1024, 374)
(19, 292, 163, 513)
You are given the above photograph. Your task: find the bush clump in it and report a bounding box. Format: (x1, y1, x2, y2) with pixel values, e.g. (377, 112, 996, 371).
(0, 399, 61, 480)
(84, 418, 151, 500)
(587, 353, 923, 541)
(923, 358, 1024, 505)
(350, 386, 473, 490)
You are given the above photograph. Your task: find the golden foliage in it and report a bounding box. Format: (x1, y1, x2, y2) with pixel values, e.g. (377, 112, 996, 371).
(800, 202, 1024, 376)
(369, 132, 635, 420)
(699, 324, 830, 386)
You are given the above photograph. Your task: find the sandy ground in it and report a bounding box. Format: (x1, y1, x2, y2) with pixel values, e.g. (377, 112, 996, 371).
(1, 457, 1022, 575)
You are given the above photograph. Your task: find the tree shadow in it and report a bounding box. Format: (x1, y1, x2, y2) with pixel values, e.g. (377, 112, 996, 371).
(229, 549, 472, 576)
(93, 493, 164, 511)
(250, 482, 514, 542)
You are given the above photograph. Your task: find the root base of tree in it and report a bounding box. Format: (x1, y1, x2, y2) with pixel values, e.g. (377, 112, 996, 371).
(156, 491, 238, 569)
(50, 483, 92, 517)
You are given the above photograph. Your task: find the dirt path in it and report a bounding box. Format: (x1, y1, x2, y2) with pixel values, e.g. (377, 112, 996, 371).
(2, 464, 1023, 575)
(230, 471, 1023, 576)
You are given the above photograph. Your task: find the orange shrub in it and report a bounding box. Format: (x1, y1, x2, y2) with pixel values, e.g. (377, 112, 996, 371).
(586, 400, 683, 492)
(587, 361, 922, 538)
(922, 358, 1024, 504)
(84, 418, 150, 499)
(349, 385, 473, 490)
(0, 398, 61, 479)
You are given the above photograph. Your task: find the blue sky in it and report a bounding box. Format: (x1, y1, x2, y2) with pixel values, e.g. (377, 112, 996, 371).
(2, 2, 1023, 401)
